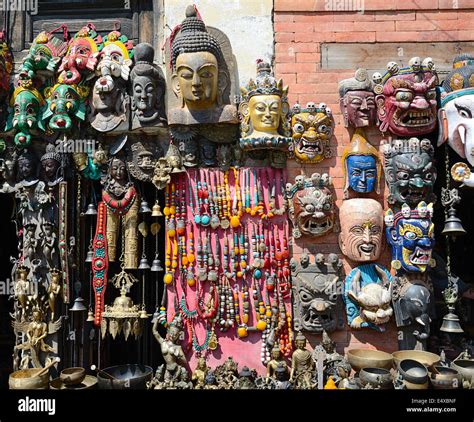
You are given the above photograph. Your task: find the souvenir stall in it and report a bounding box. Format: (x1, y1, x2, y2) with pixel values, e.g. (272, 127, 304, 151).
(0, 3, 473, 392)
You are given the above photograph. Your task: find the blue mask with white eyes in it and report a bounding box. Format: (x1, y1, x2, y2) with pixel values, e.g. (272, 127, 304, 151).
(347, 155, 377, 193)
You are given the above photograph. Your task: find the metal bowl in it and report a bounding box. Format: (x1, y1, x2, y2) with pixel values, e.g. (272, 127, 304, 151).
(51, 375, 97, 390)
(359, 367, 393, 389)
(60, 367, 86, 385)
(347, 349, 393, 371)
(9, 368, 49, 390)
(97, 364, 153, 390)
(398, 359, 429, 386)
(392, 350, 440, 368)
(430, 366, 460, 390)
(451, 360, 474, 384)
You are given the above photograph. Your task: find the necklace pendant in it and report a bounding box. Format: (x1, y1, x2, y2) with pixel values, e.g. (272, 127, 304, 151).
(208, 270, 218, 282)
(201, 214, 211, 227)
(208, 331, 218, 351)
(210, 215, 220, 230)
(220, 218, 230, 229)
(198, 267, 208, 281)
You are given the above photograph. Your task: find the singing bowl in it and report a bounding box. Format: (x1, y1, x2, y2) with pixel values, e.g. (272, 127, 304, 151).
(9, 368, 49, 390)
(392, 350, 440, 368)
(60, 367, 86, 385)
(398, 359, 429, 389)
(451, 360, 474, 383)
(51, 375, 97, 390)
(359, 367, 393, 389)
(430, 366, 460, 390)
(347, 349, 393, 371)
(97, 364, 153, 390)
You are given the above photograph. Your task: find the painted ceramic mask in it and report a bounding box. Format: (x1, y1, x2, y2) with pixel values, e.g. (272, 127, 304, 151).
(374, 57, 438, 136)
(342, 129, 380, 198)
(18, 30, 68, 83)
(6, 87, 45, 147)
(385, 201, 435, 273)
(339, 68, 376, 128)
(58, 24, 103, 85)
(381, 137, 436, 207)
(290, 102, 333, 163)
(438, 54, 474, 187)
(291, 254, 344, 333)
(95, 30, 133, 93)
(343, 264, 393, 331)
(287, 173, 335, 239)
(339, 199, 383, 263)
(43, 83, 88, 131)
(169, 6, 237, 126)
(239, 61, 291, 152)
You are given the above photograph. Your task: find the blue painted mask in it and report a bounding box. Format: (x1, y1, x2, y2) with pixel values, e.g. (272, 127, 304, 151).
(347, 155, 377, 193)
(385, 202, 435, 273)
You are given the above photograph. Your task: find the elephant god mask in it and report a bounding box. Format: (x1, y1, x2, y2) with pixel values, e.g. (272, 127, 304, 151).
(339, 68, 376, 128)
(58, 24, 103, 85)
(381, 137, 436, 207)
(43, 83, 88, 132)
(438, 54, 474, 186)
(385, 201, 435, 273)
(374, 57, 438, 136)
(291, 102, 333, 163)
(291, 253, 344, 333)
(339, 199, 383, 263)
(6, 87, 45, 147)
(287, 173, 335, 239)
(169, 6, 237, 126)
(343, 264, 393, 331)
(239, 61, 291, 152)
(342, 129, 380, 197)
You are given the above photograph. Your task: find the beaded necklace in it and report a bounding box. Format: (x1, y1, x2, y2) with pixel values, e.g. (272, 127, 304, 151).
(186, 230, 195, 287)
(176, 178, 186, 236)
(230, 167, 243, 229)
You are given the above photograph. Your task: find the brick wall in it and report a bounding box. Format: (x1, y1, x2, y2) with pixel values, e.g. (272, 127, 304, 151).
(275, 0, 474, 353)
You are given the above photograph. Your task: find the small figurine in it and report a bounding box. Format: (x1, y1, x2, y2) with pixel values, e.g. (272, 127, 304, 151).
(192, 357, 210, 389)
(266, 344, 288, 381)
(290, 331, 315, 389)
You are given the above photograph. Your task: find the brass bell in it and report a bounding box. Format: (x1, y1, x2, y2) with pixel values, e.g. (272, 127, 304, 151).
(87, 308, 94, 322)
(440, 306, 464, 334)
(150, 255, 163, 272)
(85, 203, 98, 216)
(139, 309, 148, 319)
(139, 199, 151, 214)
(441, 208, 466, 237)
(70, 297, 87, 312)
(152, 201, 162, 217)
(85, 249, 94, 263)
(138, 257, 150, 270)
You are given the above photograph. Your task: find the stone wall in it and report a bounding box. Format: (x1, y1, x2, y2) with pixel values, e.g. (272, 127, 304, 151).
(274, 0, 474, 353)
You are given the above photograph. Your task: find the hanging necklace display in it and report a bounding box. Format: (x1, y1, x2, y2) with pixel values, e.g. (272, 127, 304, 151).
(58, 180, 69, 303)
(101, 222, 145, 340)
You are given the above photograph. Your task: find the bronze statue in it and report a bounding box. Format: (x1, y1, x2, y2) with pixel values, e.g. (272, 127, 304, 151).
(290, 331, 315, 389)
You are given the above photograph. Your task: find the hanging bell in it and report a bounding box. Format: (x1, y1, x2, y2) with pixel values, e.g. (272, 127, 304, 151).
(151, 256, 164, 272)
(138, 257, 150, 270)
(85, 249, 94, 263)
(151, 307, 159, 324)
(440, 308, 464, 333)
(87, 308, 95, 322)
(70, 297, 87, 312)
(85, 203, 98, 216)
(441, 208, 466, 237)
(152, 201, 162, 217)
(139, 308, 148, 319)
(139, 199, 152, 214)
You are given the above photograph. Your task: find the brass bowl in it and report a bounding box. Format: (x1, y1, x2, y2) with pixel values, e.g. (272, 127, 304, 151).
(9, 368, 49, 390)
(347, 349, 393, 371)
(392, 350, 440, 368)
(430, 366, 460, 390)
(451, 360, 474, 383)
(51, 375, 97, 390)
(398, 359, 429, 390)
(359, 367, 393, 389)
(60, 367, 86, 385)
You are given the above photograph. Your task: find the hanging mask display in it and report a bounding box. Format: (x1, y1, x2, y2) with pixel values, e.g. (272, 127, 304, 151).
(287, 173, 335, 239)
(0, 31, 13, 129)
(373, 57, 438, 137)
(438, 54, 474, 187)
(290, 253, 344, 334)
(342, 129, 380, 198)
(381, 137, 437, 207)
(339, 68, 376, 128)
(385, 201, 435, 273)
(290, 102, 333, 163)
